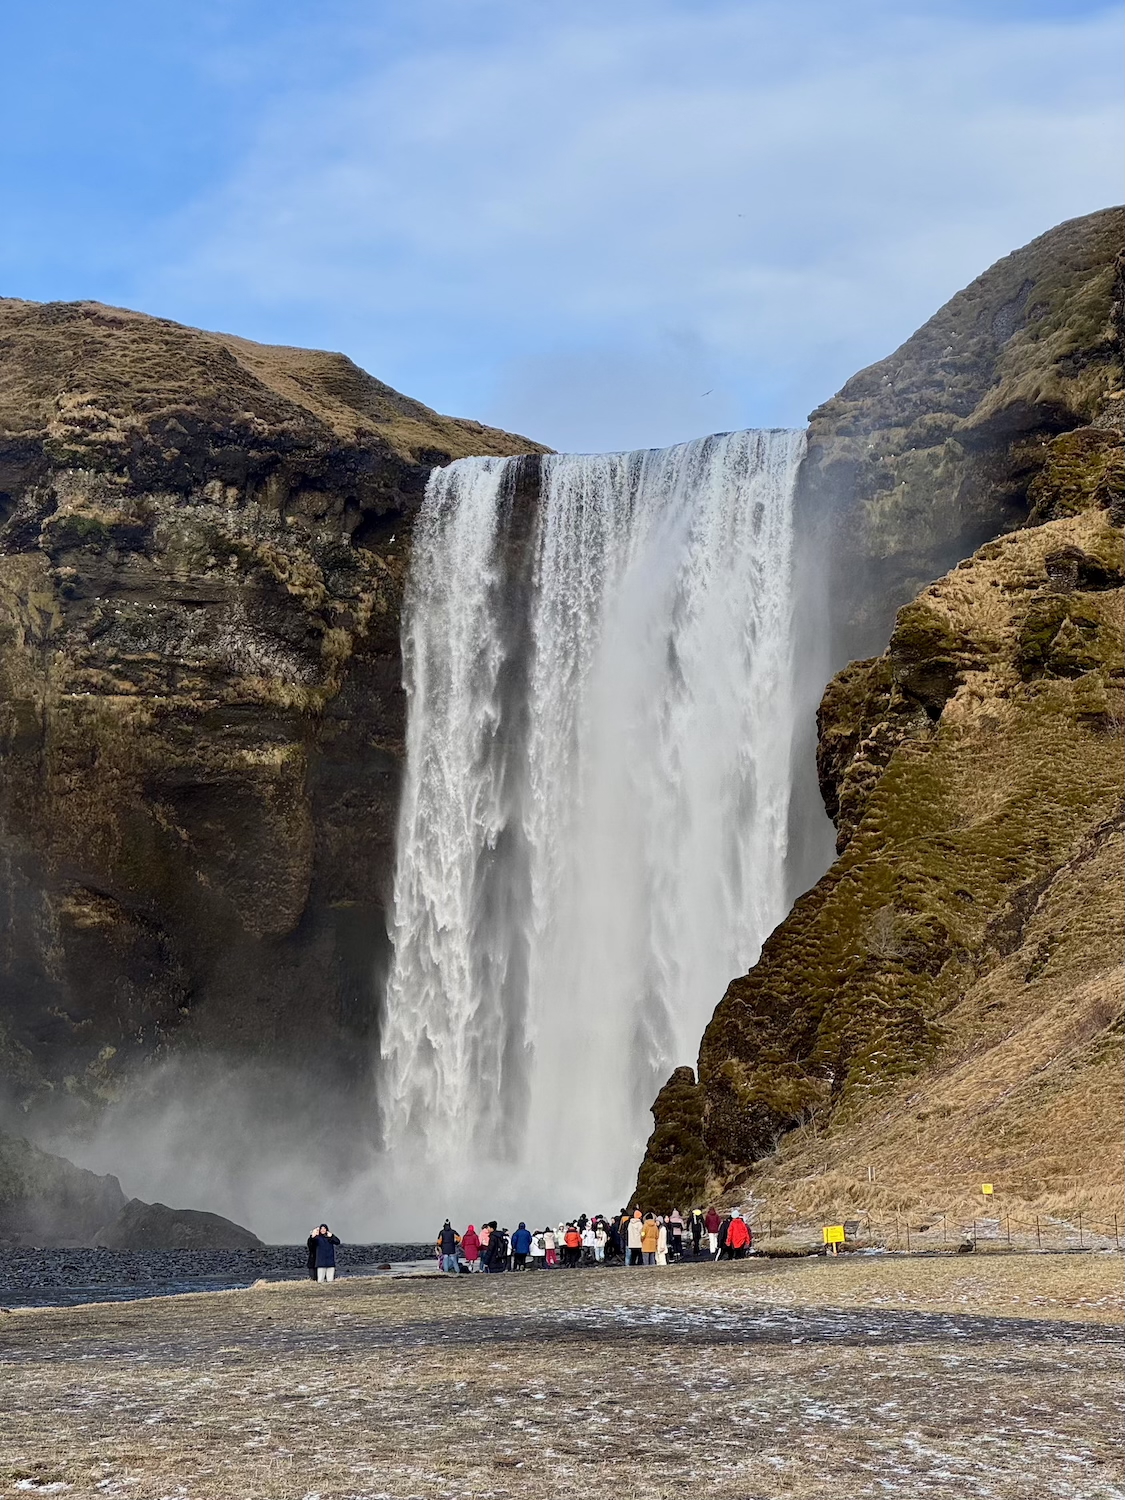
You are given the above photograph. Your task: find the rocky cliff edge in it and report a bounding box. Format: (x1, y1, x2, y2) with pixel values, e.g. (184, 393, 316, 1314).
(0, 299, 546, 1126)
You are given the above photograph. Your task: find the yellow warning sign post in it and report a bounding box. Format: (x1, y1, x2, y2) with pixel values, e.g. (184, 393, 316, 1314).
(823, 1224, 846, 1256)
(982, 1184, 994, 1196)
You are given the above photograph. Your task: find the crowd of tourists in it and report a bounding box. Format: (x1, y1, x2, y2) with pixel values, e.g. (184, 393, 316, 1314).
(434, 1207, 753, 1272)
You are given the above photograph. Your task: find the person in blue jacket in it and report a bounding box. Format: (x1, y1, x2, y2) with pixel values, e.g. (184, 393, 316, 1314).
(510, 1222, 533, 1270)
(313, 1223, 341, 1282)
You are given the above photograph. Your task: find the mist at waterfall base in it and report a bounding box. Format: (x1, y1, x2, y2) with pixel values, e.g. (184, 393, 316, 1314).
(378, 429, 806, 1235)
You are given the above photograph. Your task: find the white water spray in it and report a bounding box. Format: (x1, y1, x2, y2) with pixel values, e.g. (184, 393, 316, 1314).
(380, 429, 805, 1225)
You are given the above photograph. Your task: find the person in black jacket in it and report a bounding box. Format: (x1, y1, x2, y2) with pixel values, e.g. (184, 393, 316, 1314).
(306, 1229, 319, 1280)
(313, 1224, 341, 1282)
(485, 1227, 509, 1272)
(436, 1220, 461, 1273)
(716, 1215, 731, 1261)
(689, 1209, 704, 1259)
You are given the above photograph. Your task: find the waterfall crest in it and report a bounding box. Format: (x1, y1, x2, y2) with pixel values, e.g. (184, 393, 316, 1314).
(380, 429, 805, 1220)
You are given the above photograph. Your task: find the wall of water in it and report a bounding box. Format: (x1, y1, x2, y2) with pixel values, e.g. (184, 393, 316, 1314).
(379, 429, 806, 1225)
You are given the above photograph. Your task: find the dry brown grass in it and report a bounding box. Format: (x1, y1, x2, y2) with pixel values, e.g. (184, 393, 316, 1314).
(728, 562, 1125, 1230)
(1, 1255, 1120, 1499)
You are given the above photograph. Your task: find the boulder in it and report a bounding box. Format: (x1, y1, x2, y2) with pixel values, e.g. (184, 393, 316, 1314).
(94, 1197, 263, 1250)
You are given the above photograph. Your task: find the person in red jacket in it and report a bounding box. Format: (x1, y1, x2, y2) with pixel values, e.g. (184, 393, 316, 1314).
(726, 1212, 751, 1258)
(461, 1224, 481, 1271)
(704, 1207, 722, 1258)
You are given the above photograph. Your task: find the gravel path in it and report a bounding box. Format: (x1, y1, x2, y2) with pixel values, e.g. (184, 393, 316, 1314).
(1, 1254, 1120, 1499)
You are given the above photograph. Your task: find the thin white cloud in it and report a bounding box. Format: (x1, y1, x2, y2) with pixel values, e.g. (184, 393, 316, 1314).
(146, 0, 1123, 450)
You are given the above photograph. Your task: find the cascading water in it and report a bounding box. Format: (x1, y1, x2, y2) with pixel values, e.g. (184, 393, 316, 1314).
(380, 428, 805, 1224)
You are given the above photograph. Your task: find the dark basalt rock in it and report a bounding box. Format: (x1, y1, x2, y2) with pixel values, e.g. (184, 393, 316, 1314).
(633, 1066, 708, 1211)
(94, 1198, 263, 1251)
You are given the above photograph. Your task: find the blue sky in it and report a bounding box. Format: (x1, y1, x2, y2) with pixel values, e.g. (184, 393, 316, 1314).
(2, 0, 1120, 450)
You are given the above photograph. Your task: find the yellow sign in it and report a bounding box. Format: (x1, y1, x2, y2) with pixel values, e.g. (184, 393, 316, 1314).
(982, 1184, 994, 1195)
(823, 1224, 846, 1244)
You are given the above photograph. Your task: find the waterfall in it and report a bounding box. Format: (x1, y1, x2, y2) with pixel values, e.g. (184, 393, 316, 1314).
(380, 428, 805, 1224)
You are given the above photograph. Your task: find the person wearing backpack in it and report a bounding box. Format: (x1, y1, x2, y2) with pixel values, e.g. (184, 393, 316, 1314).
(485, 1226, 509, 1272)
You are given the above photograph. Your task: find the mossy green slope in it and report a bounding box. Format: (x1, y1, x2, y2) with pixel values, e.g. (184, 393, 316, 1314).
(639, 496, 1122, 1213)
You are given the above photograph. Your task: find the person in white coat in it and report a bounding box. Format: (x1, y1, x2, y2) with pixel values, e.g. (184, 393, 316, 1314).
(581, 1223, 597, 1265)
(626, 1210, 644, 1267)
(655, 1218, 668, 1267)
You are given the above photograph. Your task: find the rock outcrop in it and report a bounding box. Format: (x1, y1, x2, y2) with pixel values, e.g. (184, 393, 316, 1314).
(0, 299, 546, 1123)
(0, 1130, 126, 1245)
(637, 209, 1124, 1218)
(798, 206, 1123, 663)
(94, 1197, 262, 1250)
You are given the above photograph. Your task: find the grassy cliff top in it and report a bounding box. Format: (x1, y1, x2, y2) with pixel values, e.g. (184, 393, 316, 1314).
(811, 205, 1124, 441)
(0, 297, 549, 466)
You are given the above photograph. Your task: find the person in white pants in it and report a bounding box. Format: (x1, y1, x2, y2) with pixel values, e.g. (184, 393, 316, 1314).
(581, 1223, 598, 1265)
(704, 1207, 721, 1258)
(312, 1224, 340, 1282)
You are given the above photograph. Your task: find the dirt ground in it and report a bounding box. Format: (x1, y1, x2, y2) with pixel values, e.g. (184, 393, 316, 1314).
(1, 1252, 1121, 1499)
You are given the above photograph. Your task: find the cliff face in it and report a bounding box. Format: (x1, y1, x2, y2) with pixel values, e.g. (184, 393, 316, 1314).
(798, 207, 1124, 663)
(0, 1130, 126, 1245)
(0, 299, 545, 1122)
(637, 210, 1124, 1216)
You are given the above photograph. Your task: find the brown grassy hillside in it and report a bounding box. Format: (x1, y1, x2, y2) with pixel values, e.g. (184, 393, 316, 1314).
(638, 445, 1124, 1223)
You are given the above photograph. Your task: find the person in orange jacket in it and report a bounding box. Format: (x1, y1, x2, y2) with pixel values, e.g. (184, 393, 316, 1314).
(640, 1214, 660, 1265)
(563, 1223, 582, 1268)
